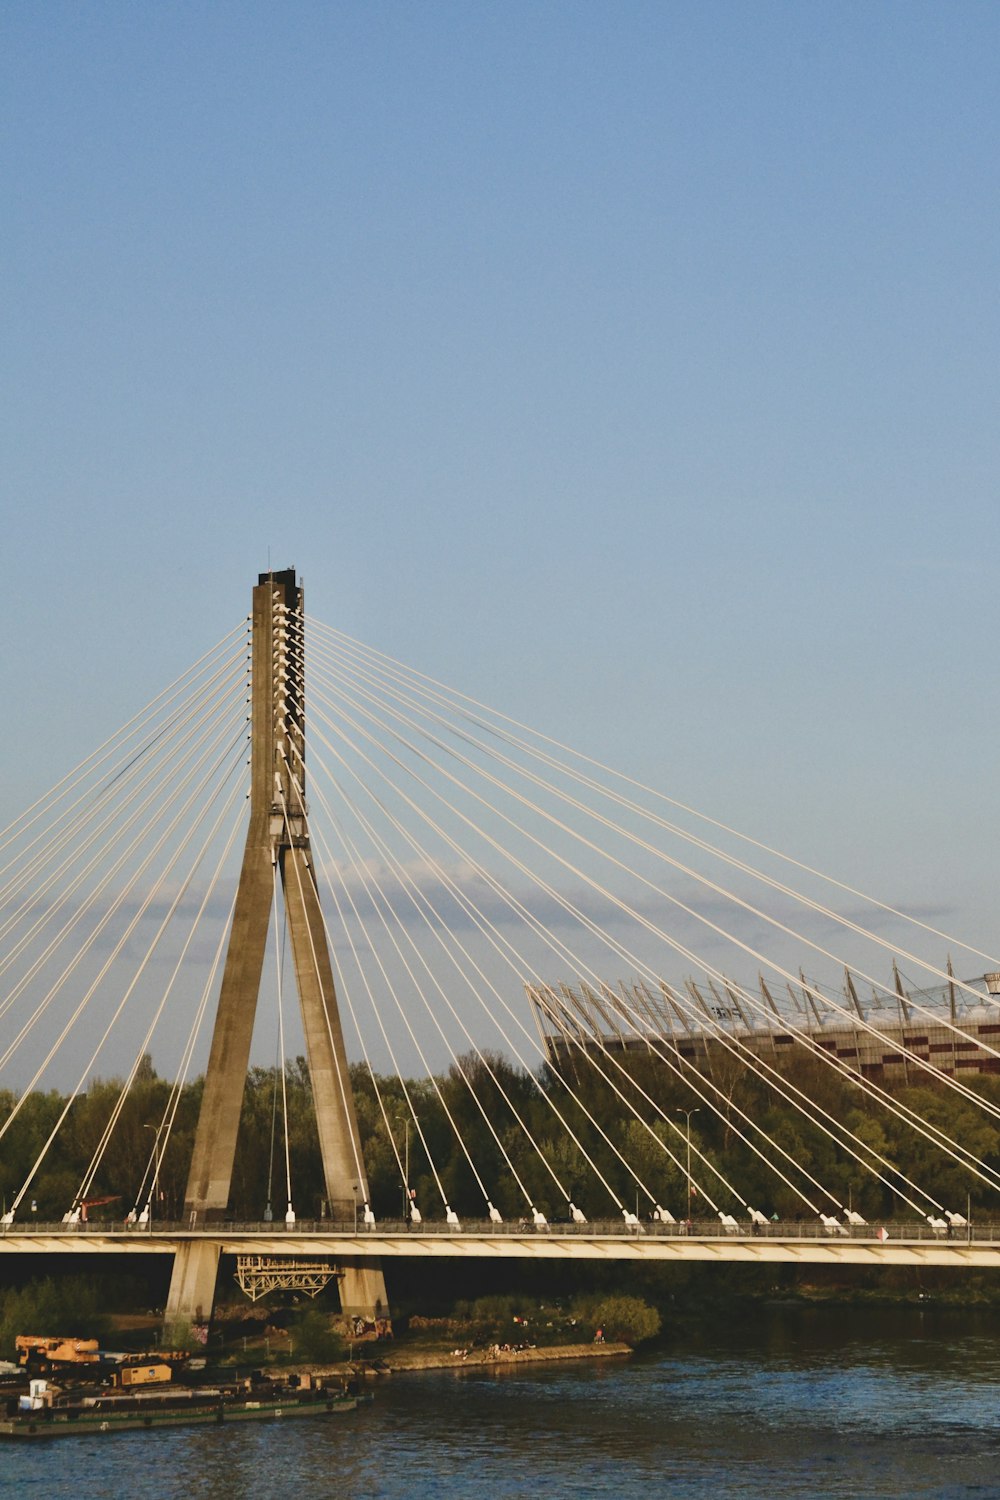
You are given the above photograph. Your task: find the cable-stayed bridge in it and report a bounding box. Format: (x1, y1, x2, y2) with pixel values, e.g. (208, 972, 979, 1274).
(1, 1220, 998, 1271)
(2, 568, 999, 1328)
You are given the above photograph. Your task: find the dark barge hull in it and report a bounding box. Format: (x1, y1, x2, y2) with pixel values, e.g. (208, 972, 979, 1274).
(0, 1393, 357, 1439)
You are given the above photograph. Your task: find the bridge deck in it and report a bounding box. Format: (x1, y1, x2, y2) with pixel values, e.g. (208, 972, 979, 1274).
(2, 1220, 998, 1269)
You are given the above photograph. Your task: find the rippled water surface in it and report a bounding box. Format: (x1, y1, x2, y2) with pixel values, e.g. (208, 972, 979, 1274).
(6, 1306, 1000, 1498)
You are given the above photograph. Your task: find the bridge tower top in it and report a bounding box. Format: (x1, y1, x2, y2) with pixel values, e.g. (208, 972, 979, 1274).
(249, 568, 306, 844)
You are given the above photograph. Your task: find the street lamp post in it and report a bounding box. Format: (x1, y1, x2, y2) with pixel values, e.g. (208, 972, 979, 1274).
(397, 1114, 416, 1222)
(676, 1108, 700, 1226)
(144, 1123, 166, 1230)
(352, 1184, 359, 1234)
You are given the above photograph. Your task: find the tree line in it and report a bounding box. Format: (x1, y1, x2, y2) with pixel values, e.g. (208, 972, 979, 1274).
(2, 1048, 999, 1226)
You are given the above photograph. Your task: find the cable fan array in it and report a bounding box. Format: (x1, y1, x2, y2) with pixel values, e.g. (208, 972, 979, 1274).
(0, 622, 250, 1224)
(0, 606, 998, 1235)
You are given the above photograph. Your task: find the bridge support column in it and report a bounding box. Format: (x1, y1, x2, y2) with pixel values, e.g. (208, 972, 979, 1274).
(339, 1260, 390, 1320)
(164, 1242, 222, 1335)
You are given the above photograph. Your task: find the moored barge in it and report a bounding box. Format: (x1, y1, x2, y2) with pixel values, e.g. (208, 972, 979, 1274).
(0, 1373, 358, 1439)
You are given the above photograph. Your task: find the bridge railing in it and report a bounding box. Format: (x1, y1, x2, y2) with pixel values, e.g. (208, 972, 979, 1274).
(2, 1216, 996, 1244)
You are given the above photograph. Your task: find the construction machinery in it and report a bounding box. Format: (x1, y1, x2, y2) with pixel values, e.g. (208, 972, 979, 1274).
(15, 1336, 189, 1386)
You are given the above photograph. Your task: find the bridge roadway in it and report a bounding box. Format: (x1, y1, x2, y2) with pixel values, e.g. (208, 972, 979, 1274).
(2, 1218, 999, 1269)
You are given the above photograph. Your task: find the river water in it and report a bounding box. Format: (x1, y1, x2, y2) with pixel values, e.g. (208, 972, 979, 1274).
(5, 1305, 1000, 1498)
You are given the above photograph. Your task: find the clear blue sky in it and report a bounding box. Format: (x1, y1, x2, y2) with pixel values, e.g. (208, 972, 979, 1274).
(3, 2, 1000, 959)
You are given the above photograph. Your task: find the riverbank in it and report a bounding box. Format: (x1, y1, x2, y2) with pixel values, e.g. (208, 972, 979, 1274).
(250, 1340, 632, 1385)
(363, 1339, 632, 1374)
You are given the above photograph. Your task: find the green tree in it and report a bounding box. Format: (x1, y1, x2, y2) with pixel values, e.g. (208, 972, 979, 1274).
(575, 1293, 660, 1346)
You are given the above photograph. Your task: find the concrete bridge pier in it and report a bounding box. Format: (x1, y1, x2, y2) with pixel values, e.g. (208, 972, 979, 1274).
(340, 1259, 390, 1320)
(164, 1242, 222, 1335)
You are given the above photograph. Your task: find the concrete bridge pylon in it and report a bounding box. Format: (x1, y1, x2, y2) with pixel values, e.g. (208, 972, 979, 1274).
(164, 569, 388, 1331)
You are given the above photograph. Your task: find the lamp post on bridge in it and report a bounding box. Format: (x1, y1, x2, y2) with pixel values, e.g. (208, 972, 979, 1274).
(395, 1113, 417, 1222)
(676, 1108, 700, 1226)
(143, 1123, 166, 1230)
